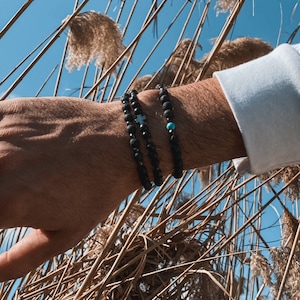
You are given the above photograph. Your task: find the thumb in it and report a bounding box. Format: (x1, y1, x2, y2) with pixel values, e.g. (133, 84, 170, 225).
(0, 229, 75, 281)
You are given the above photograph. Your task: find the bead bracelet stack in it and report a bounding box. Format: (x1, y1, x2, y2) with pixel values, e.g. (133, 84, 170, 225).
(122, 86, 183, 190)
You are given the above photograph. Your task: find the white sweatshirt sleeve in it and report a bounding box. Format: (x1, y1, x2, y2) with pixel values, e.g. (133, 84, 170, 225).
(214, 43, 300, 175)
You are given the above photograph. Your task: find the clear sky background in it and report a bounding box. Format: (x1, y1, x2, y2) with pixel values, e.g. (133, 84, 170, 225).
(1, 0, 300, 98)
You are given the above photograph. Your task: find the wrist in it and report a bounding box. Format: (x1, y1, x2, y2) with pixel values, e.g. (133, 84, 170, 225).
(136, 79, 246, 176)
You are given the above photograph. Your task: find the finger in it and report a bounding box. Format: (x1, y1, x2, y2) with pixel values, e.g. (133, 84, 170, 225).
(0, 229, 76, 281)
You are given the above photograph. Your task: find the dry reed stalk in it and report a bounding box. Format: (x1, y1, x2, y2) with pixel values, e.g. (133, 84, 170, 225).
(0, 0, 90, 100)
(249, 203, 300, 300)
(5, 159, 295, 299)
(0, 0, 34, 39)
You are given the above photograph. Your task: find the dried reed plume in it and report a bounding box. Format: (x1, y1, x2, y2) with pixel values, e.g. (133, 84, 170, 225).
(250, 252, 272, 287)
(250, 205, 300, 299)
(260, 165, 300, 201)
(215, 0, 239, 14)
(65, 11, 129, 74)
(130, 37, 273, 91)
(281, 202, 300, 249)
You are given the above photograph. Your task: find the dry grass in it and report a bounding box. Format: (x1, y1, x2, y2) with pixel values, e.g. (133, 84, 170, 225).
(7, 169, 248, 299)
(1, 1, 300, 299)
(130, 37, 273, 91)
(250, 204, 300, 299)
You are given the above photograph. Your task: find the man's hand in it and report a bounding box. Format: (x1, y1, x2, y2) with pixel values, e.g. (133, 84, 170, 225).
(0, 78, 246, 281)
(0, 97, 137, 281)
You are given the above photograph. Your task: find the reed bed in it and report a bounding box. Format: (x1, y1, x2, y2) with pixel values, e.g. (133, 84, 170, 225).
(1, 0, 300, 299)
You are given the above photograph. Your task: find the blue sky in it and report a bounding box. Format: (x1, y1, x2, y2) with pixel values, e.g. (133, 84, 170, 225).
(1, 0, 300, 98)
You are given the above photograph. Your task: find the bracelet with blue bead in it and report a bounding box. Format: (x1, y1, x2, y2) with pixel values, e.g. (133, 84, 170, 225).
(157, 85, 183, 179)
(122, 93, 152, 190)
(129, 90, 163, 186)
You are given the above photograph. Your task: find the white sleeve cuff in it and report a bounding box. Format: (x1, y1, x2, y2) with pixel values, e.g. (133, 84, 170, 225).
(214, 43, 300, 175)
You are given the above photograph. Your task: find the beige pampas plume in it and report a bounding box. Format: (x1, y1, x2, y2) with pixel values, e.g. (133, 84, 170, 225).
(131, 37, 272, 92)
(215, 0, 238, 13)
(280, 203, 300, 249)
(250, 251, 273, 286)
(65, 11, 129, 74)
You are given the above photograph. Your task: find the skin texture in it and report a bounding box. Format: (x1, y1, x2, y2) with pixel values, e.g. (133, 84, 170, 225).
(0, 78, 246, 281)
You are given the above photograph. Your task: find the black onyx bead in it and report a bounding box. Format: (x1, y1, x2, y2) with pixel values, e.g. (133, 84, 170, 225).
(139, 123, 147, 131)
(124, 113, 134, 122)
(174, 166, 183, 176)
(157, 86, 168, 96)
(131, 101, 139, 109)
(164, 109, 174, 119)
(170, 134, 178, 143)
(142, 129, 150, 138)
(143, 181, 152, 191)
(137, 167, 152, 190)
(160, 94, 169, 104)
(162, 101, 173, 110)
(175, 159, 183, 169)
(146, 143, 155, 151)
(138, 164, 147, 175)
(130, 90, 138, 96)
(134, 151, 143, 162)
(130, 138, 139, 148)
(127, 124, 136, 135)
(134, 107, 142, 115)
(123, 93, 130, 100)
(154, 173, 163, 186)
(122, 103, 131, 112)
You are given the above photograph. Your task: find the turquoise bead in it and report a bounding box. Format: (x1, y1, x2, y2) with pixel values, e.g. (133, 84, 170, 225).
(166, 122, 176, 130)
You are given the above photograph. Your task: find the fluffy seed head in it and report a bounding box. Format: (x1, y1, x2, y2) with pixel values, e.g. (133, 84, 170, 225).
(215, 0, 238, 14)
(66, 11, 129, 74)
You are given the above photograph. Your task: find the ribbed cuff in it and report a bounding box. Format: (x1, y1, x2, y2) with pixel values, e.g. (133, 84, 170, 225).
(214, 43, 300, 175)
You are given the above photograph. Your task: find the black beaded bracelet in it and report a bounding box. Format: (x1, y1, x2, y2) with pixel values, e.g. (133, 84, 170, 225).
(129, 90, 163, 186)
(122, 93, 152, 190)
(157, 85, 183, 179)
